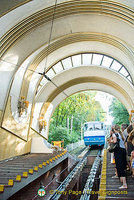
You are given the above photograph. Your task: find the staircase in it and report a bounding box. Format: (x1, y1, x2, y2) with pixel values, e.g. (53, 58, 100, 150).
(0, 150, 67, 200)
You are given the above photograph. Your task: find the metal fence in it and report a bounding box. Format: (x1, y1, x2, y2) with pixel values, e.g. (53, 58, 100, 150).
(66, 140, 84, 151)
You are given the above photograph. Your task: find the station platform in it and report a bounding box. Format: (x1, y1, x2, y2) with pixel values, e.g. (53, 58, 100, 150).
(0, 150, 67, 200)
(99, 150, 134, 200)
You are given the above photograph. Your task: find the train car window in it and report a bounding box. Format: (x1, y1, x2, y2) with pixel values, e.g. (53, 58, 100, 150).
(103, 125, 106, 130)
(83, 121, 106, 147)
(88, 123, 94, 131)
(95, 123, 101, 130)
(84, 123, 88, 131)
(84, 122, 106, 131)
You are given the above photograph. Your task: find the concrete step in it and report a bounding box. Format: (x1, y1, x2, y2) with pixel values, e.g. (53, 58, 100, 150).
(0, 164, 38, 168)
(0, 178, 15, 185)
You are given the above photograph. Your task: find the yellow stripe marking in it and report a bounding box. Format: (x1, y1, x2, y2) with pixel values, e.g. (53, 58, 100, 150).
(0, 185, 4, 192)
(39, 164, 42, 168)
(43, 162, 46, 166)
(29, 169, 33, 174)
(23, 172, 28, 177)
(34, 166, 38, 171)
(98, 150, 107, 200)
(16, 175, 21, 181)
(8, 179, 13, 186)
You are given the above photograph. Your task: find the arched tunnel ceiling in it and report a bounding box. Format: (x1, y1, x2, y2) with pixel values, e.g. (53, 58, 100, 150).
(0, 0, 133, 18)
(0, 0, 134, 132)
(31, 65, 134, 137)
(0, 0, 32, 17)
(20, 33, 134, 98)
(36, 52, 134, 95)
(1, 0, 134, 58)
(36, 66, 134, 111)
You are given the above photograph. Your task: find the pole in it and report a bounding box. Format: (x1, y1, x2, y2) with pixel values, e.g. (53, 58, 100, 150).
(81, 122, 83, 140)
(70, 115, 73, 134)
(67, 117, 69, 134)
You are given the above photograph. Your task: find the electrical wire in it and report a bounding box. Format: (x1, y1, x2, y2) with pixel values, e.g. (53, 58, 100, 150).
(0, 0, 86, 123)
(43, 0, 58, 72)
(38, 71, 69, 98)
(0, 57, 87, 123)
(0, 60, 87, 124)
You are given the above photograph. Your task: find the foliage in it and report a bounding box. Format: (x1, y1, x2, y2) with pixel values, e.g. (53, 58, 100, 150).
(51, 91, 105, 126)
(109, 97, 129, 126)
(48, 125, 70, 147)
(48, 124, 80, 147)
(48, 91, 106, 146)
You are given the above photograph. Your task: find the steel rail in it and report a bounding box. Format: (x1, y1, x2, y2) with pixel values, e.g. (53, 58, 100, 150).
(80, 150, 102, 200)
(49, 151, 89, 200)
(49, 149, 102, 200)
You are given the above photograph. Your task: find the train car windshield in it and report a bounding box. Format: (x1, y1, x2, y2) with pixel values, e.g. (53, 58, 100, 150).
(84, 122, 105, 131)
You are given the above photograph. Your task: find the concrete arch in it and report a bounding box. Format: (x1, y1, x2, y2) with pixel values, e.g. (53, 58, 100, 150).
(0, 3, 133, 121)
(0, 0, 134, 159)
(1, 0, 134, 57)
(37, 66, 134, 109)
(20, 33, 134, 99)
(32, 66, 134, 138)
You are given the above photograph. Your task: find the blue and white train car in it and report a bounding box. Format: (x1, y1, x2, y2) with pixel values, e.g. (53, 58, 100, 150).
(84, 121, 106, 147)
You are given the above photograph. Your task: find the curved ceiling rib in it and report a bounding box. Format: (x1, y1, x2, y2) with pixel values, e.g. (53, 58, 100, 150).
(36, 52, 133, 96)
(0, 0, 134, 57)
(35, 70, 134, 128)
(27, 33, 134, 69)
(18, 31, 134, 99)
(0, 0, 32, 17)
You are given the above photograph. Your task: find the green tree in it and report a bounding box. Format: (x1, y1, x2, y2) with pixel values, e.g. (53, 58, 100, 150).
(51, 91, 105, 127)
(48, 125, 71, 147)
(109, 98, 129, 125)
(48, 124, 80, 147)
(48, 91, 106, 146)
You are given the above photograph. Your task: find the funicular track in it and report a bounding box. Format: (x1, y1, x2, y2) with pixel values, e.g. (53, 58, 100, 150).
(49, 148, 102, 200)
